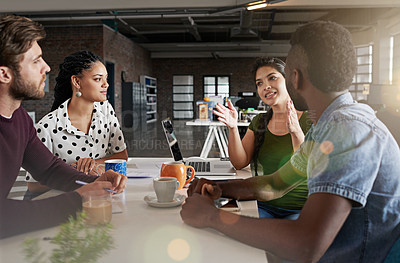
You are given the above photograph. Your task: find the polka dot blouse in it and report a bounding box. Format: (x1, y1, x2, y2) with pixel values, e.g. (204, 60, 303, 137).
(25, 99, 126, 182)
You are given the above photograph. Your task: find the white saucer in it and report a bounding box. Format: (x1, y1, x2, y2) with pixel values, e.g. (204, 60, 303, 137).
(144, 194, 185, 208)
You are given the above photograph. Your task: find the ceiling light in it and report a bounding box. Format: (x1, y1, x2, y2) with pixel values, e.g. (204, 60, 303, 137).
(247, 3, 268, 11)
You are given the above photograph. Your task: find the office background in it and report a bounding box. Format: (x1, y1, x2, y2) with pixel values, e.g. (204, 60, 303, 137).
(2, 0, 400, 156)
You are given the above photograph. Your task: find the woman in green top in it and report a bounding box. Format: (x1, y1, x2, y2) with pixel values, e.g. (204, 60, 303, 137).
(213, 57, 312, 219)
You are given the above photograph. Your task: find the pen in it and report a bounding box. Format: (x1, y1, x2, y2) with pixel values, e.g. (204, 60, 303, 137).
(127, 176, 152, 179)
(75, 180, 117, 194)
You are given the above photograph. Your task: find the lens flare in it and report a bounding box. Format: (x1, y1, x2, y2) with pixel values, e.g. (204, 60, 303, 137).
(219, 209, 240, 225)
(142, 225, 202, 263)
(168, 238, 190, 261)
(320, 140, 334, 155)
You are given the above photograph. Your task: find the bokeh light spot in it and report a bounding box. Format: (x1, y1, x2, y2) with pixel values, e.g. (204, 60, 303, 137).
(320, 140, 334, 155)
(168, 238, 190, 261)
(219, 209, 240, 225)
(142, 225, 201, 263)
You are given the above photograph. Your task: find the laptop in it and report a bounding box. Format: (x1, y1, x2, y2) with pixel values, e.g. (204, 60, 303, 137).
(161, 118, 236, 176)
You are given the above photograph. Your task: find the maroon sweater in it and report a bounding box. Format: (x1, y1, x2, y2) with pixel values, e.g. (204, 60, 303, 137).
(0, 106, 97, 238)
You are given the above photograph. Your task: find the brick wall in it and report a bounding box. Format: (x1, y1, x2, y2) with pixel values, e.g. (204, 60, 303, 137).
(103, 26, 152, 119)
(21, 24, 283, 125)
(22, 25, 104, 121)
(152, 57, 257, 120)
(22, 25, 152, 125)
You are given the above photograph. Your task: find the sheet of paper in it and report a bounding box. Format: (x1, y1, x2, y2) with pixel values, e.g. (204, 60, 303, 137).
(126, 161, 161, 178)
(126, 170, 158, 178)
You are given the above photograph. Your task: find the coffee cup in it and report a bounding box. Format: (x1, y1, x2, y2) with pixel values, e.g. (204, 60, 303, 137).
(82, 190, 112, 225)
(153, 177, 179, 202)
(160, 161, 195, 190)
(96, 159, 127, 176)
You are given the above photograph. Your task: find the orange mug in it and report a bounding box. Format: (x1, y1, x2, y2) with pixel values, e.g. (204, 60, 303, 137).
(160, 161, 195, 190)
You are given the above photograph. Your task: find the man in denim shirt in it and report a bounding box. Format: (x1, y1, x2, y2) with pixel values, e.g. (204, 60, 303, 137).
(181, 21, 400, 262)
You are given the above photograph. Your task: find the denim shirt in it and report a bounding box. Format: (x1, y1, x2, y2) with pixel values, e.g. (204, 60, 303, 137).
(291, 92, 400, 262)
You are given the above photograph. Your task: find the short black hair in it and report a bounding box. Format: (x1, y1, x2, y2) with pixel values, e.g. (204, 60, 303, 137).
(290, 21, 356, 92)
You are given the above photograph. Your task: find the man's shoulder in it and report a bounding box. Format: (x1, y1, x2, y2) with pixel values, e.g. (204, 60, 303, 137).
(327, 104, 389, 138)
(14, 106, 35, 125)
(326, 102, 373, 121)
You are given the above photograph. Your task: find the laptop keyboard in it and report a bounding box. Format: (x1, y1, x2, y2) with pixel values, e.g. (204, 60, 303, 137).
(188, 161, 211, 172)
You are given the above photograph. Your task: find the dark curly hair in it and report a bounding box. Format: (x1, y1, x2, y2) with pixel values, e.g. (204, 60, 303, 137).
(51, 50, 103, 111)
(0, 15, 45, 72)
(251, 57, 286, 175)
(290, 20, 356, 92)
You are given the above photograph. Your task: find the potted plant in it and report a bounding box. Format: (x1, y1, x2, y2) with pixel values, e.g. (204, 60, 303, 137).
(23, 212, 114, 263)
(239, 109, 249, 122)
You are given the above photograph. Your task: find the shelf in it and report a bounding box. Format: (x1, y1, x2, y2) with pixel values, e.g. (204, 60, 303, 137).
(141, 75, 157, 123)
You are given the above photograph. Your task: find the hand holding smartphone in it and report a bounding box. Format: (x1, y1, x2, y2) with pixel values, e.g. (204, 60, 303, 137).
(215, 198, 241, 213)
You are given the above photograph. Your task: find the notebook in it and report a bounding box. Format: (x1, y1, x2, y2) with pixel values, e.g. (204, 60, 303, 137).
(161, 118, 236, 176)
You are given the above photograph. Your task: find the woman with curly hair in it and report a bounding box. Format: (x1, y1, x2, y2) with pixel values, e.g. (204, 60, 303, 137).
(25, 50, 128, 198)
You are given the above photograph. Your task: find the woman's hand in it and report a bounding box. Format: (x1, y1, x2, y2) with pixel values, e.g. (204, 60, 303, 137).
(286, 100, 302, 134)
(213, 101, 238, 129)
(71, 158, 97, 175)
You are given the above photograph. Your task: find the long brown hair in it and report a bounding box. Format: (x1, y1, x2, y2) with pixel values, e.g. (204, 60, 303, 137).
(251, 57, 286, 175)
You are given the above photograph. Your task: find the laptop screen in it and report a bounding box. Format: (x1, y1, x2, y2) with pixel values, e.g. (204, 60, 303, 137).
(161, 118, 183, 162)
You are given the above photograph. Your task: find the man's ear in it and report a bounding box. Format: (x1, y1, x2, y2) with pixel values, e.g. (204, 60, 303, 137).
(0, 66, 13, 84)
(291, 68, 304, 91)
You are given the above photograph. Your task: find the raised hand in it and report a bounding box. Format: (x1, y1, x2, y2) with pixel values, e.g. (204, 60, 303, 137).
(213, 101, 238, 129)
(286, 100, 302, 134)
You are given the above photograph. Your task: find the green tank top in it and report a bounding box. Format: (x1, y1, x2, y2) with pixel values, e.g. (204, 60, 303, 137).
(248, 111, 312, 210)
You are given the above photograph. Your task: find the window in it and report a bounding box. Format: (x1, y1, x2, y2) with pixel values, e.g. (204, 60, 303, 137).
(203, 76, 230, 98)
(389, 36, 394, 85)
(350, 45, 373, 101)
(173, 75, 194, 119)
(392, 34, 400, 85)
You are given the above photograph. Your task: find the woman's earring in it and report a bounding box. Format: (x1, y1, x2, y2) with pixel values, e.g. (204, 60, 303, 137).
(76, 90, 82, 97)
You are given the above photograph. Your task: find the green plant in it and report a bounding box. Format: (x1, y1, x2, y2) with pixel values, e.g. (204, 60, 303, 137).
(240, 109, 249, 121)
(23, 212, 114, 263)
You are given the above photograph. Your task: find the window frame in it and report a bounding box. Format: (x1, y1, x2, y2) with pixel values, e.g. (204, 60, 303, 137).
(351, 45, 373, 101)
(203, 75, 230, 98)
(172, 74, 194, 120)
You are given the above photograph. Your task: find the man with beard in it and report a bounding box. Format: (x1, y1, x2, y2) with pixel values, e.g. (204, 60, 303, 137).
(180, 21, 400, 262)
(0, 15, 127, 239)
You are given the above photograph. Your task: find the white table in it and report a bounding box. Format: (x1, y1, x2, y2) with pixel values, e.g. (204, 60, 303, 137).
(186, 120, 250, 159)
(0, 158, 267, 263)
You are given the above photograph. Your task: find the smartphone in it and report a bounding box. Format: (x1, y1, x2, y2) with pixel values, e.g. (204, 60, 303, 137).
(219, 198, 240, 213)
